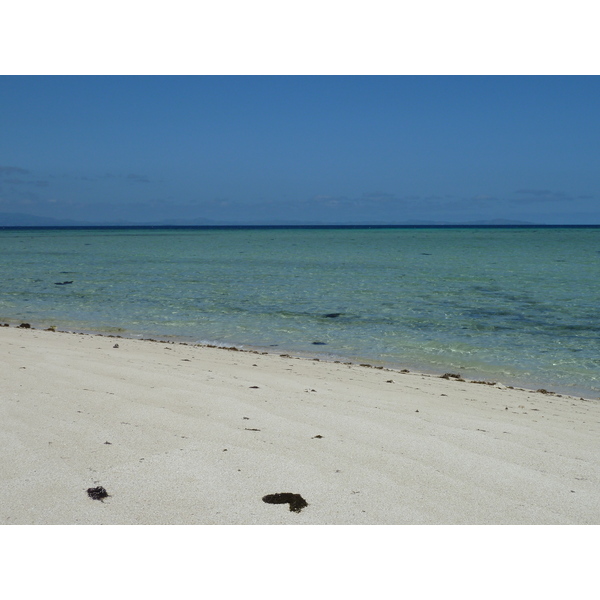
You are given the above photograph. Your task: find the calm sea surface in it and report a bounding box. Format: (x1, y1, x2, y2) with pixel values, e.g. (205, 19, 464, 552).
(1, 226, 598, 398)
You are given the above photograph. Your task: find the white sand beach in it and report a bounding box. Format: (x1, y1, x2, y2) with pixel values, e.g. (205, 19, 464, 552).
(1, 325, 599, 525)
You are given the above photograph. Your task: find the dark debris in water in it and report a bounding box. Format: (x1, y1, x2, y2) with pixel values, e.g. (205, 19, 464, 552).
(262, 493, 308, 513)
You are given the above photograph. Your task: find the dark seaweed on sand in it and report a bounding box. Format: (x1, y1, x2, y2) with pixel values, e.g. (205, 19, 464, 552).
(87, 486, 110, 501)
(262, 493, 308, 513)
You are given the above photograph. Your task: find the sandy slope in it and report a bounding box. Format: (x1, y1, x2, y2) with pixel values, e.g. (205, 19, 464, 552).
(1, 326, 598, 524)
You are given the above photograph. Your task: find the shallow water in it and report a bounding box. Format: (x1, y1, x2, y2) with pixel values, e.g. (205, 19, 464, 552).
(1, 226, 598, 398)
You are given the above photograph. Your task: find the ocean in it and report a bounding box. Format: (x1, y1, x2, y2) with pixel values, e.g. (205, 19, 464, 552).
(1, 226, 598, 398)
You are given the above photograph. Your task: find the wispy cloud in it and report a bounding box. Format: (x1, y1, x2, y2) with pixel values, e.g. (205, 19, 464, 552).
(513, 189, 570, 201)
(3, 178, 49, 187)
(309, 192, 453, 211)
(360, 191, 396, 202)
(57, 172, 152, 184)
(0, 166, 49, 190)
(472, 194, 498, 201)
(126, 173, 150, 183)
(0, 166, 30, 177)
(0, 190, 43, 204)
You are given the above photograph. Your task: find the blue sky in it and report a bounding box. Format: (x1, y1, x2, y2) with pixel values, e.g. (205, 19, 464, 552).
(1, 75, 599, 225)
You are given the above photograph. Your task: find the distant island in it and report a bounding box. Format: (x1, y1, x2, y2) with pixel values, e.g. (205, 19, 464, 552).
(0, 212, 544, 228)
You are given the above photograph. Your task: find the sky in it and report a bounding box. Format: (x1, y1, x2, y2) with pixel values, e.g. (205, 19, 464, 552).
(1, 75, 599, 225)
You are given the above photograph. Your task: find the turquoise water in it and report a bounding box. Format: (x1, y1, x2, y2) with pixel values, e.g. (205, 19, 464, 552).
(1, 226, 599, 398)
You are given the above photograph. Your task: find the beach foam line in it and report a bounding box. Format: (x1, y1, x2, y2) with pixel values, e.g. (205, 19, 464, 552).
(1, 324, 599, 524)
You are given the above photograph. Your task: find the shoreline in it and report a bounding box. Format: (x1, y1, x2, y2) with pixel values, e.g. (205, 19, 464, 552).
(2, 319, 597, 401)
(2, 324, 599, 524)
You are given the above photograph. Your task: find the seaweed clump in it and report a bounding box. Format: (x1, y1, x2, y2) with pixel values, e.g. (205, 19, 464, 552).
(440, 373, 465, 381)
(262, 493, 308, 513)
(87, 486, 110, 502)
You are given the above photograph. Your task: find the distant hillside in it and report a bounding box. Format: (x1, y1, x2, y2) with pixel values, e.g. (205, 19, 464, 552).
(466, 219, 538, 226)
(0, 212, 540, 228)
(0, 213, 222, 227)
(0, 212, 88, 227)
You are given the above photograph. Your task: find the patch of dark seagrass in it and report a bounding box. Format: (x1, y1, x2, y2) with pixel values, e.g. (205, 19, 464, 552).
(87, 486, 110, 502)
(262, 493, 308, 513)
